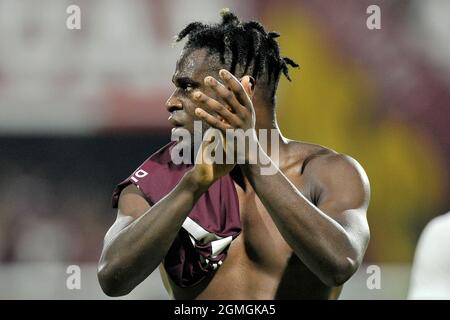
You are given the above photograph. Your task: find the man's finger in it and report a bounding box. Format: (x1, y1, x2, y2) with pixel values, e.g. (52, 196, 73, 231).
(195, 108, 232, 131)
(204, 76, 245, 116)
(193, 91, 241, 127)
(218, 69, 252, 110)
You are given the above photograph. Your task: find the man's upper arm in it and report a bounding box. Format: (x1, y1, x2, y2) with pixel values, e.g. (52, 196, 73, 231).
(103, 184, 151, 246)
(307, 153, 371, 259)
(118, 184, 151, 219)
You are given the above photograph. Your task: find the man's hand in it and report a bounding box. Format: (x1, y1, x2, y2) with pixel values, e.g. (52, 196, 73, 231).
(193, 69, 258, 163)
(189, 128, 235, 188)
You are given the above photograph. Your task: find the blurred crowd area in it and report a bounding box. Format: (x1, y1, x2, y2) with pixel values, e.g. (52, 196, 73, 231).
(0, 135, 167, 263)
(0, 0, 449, 273)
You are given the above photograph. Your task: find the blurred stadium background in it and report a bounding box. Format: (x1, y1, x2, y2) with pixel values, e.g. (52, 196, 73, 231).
(0, 0, 449, 299)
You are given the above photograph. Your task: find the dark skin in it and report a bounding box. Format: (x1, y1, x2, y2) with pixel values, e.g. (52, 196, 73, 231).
(98, 48, 370, 299)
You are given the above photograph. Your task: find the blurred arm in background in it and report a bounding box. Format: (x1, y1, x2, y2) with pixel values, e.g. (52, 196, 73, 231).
(408, 211, 450, 299)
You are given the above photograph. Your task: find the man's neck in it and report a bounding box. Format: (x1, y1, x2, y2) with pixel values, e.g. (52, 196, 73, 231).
(254, 109, 286, 156)
(253, 101, 278, 131)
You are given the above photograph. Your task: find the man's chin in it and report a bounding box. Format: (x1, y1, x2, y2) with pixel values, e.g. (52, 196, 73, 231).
(171, 130, 194, 147)
(171, 124, 211, 148)
(171, 127, 187, 135)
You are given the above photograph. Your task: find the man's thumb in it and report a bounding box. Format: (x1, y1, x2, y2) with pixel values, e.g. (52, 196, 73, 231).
(241, 75, 255, 98)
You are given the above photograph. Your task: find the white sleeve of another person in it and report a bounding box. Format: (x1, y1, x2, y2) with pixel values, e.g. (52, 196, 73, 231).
(408, 212, 450, 299)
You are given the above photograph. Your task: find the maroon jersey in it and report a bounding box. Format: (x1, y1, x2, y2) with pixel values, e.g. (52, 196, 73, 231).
(112, 142, 241, 287)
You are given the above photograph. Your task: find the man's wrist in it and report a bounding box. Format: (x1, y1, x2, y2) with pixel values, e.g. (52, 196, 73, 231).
(242, 142, 277, 176)
(182, 170, 213, 197)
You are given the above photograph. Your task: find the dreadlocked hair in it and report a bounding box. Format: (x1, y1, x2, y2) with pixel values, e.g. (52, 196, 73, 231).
(175, 9, 299, 103)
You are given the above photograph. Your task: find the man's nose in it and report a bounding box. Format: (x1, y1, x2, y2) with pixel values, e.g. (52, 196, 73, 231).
(165, 94, 183, 113)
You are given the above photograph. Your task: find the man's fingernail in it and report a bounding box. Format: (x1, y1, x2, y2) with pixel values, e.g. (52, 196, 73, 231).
(194, 92, 201, 99)
(220, 69, 230, 80)
(205, 76, 215, 85)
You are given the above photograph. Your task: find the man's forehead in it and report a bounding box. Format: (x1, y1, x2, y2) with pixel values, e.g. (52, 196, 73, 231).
(173, 48, 222, 80)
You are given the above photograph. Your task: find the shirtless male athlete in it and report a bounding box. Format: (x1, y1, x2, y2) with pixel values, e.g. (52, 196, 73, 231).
(97, 10, 370, 300)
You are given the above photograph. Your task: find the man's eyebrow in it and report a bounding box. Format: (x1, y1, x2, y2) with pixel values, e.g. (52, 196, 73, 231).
(173, 77, 201, 87)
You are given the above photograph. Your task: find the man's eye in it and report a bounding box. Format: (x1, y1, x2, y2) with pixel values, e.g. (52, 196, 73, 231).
(182, 85, 193, 92)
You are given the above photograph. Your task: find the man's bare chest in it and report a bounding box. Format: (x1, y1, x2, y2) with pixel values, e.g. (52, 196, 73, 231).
(232, 173, 311, 269)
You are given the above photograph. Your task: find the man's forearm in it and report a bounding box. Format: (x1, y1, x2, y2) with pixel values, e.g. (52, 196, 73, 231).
(241, 148, 358, 286)
(98, 170, 208, 296)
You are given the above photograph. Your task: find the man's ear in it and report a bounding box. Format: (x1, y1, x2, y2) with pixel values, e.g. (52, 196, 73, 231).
(240, 76, 255, 99)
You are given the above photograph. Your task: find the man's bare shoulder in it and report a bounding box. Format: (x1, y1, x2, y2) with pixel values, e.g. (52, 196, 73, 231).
(285, 140, 370, 206)
(283, 139, 335, 171)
